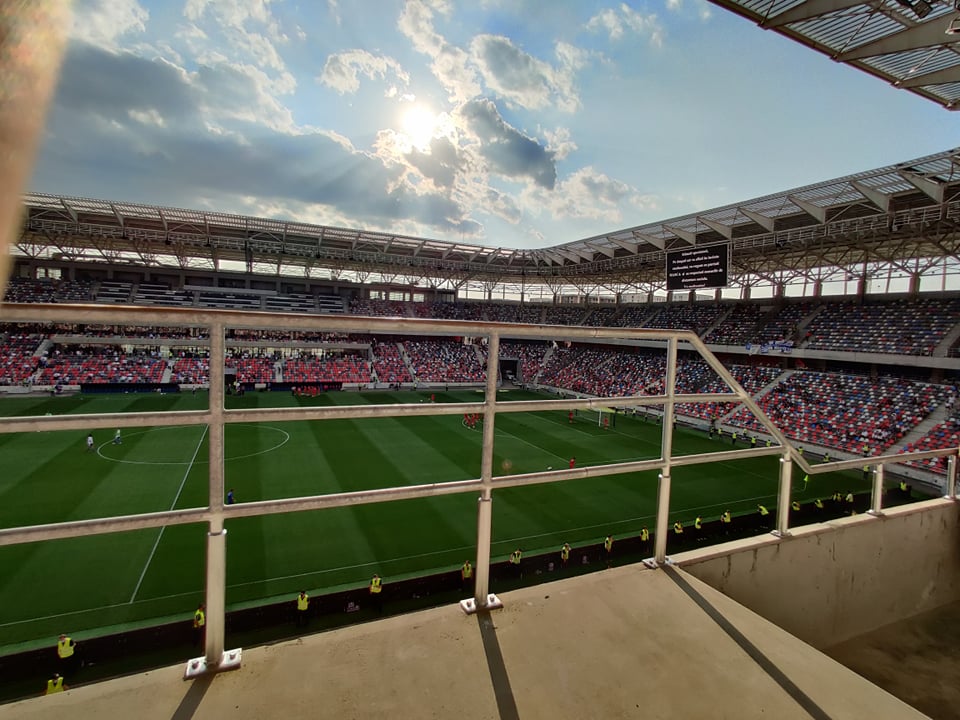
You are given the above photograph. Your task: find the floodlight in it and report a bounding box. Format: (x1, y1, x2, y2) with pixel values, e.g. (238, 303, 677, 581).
(947, 17, 960, 34)
(913, 0, 932, 17)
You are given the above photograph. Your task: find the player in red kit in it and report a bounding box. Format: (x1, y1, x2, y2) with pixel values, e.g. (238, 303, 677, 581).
(569, 456, 576, 469)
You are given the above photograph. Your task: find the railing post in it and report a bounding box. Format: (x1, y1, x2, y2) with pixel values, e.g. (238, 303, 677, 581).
(206, 321, 226, 663)
(204, 523, 227, 662)
(654, 337, 678, 565)
(654, 472, 671, 564)
(870, 464, 884, 515)
(775, 454, 792, 536)
(468, 332, 502, 612)
(946, 456, 957, 500)
(186, 321, 241, 677)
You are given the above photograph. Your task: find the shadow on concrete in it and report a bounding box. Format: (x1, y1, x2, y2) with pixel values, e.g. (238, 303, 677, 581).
(663, 565, 832, 720)
(476, 611, 520, 720)
(170, 673, 214, 720)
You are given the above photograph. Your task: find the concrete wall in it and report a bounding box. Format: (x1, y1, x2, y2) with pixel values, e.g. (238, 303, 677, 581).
(677, 498, 960, 649)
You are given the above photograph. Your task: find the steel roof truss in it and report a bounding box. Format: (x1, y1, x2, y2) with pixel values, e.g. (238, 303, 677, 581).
(787, 194, 827, 223)
(740, 208, 776, 232)
(840, 16, 958, 63)
(850, 180, 892, 212)
(698, 216, 733, 239)
(633, 232, 665, 250)
(587, 241, 616, 258)
(765, 0, 868, 28)
(606, 236, 639, 253)
(663, 224, 696, 245)
(900, 169, 945, 202)
(899, 64, 960, 89)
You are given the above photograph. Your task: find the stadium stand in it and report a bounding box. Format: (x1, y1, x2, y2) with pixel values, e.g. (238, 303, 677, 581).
(750, 302, 812, 345)
(35, 345, 166, 384)
(412, 301, 482, 320)
(544, 306, 587, 326)
(497, 340, 550, 384)
(228, 352, 276, 384)
(134, 283, 194, 306)
(673, 361, 783, 421)
(171, 355, 209, 384)
(582, 306, 620, 327)
(803, 297, 960, 356)
(727, 371, 950, 454)
(265, 294, 316, 313)
(371, 341, 413, 384)
(0, 331, 43, 385)
(702, 304, 770, 346)
(283, 353, 371, 384)
(539, 346, 663, 396)
(611, 305, 659, 327)
(902, 406, 960, 474)
(197, 291, 263, 311)
(95, 281, 134, 304)
(403, 339, 485, 383)
(642, 304, 727, 334)
(349, 298, 409, 317)
(316, 294, 346, 313)
(3, 277, 95, 303)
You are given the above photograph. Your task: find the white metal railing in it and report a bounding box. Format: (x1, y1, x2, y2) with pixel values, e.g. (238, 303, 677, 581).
(0, 302, 956, 674)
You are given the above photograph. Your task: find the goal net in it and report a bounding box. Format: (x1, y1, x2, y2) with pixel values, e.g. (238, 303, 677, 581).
(575, 407, 616, 428)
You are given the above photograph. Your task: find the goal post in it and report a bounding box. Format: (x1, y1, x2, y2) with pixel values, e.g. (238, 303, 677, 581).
(575, 407, 616, 428)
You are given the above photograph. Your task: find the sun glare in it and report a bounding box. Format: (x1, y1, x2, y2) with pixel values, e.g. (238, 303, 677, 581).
(400, 104, 438, 151)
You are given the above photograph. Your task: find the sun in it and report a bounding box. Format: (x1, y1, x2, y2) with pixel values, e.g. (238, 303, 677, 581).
(400, 104, 438, 151)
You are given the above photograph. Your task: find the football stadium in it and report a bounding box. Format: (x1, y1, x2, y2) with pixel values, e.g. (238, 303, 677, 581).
(2, 2, 960, 718)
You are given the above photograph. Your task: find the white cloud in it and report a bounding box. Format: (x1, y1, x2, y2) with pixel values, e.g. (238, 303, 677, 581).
(398, 0, 482, 104)
(327, 0, 342, 26)
(586, 8, 623, 40)
(523, 166, 657, 224)
(543, 127, 577, 161)
(177, 0, 298, 131)
(319, 50, 410, 95)
(70, 0, 149, 47)
(471, 35, 583, 112)
(128, 108, 165, 127)
(587, 3, 664, 47)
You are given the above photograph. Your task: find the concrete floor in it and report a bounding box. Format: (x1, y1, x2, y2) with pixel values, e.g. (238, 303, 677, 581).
(0, 564, 927, 720)
(826, 600, 960, 720)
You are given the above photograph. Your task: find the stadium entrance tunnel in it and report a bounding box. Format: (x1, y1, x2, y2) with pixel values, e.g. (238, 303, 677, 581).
(0, 489, 923, 704)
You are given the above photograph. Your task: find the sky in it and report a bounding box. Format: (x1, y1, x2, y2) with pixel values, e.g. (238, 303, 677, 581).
(29, 0, 959, 250)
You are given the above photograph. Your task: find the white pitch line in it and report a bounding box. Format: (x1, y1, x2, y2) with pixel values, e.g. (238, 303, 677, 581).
(128, 425, 209, 603)
(4, 487, 822, 629)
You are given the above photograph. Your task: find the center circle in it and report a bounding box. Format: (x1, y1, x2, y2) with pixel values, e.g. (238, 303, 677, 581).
(96, 425, 290, 466)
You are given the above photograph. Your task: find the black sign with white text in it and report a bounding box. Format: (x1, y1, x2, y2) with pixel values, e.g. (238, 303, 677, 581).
(666, 243, 729, 291)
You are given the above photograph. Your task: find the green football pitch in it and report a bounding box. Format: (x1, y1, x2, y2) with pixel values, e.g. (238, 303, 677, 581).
(0, 389, 874, 652)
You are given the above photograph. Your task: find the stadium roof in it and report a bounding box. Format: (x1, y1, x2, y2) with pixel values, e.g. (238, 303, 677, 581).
(18, 147, 960, 291)
(710, 0, 960, 109)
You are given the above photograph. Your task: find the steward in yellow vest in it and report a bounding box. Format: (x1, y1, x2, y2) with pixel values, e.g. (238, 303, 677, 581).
(45, 674, 66, 695)
(296, 591, 310, 627)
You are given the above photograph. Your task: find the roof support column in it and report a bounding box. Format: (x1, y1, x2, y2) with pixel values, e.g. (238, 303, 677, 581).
(909, 273, 921, 295)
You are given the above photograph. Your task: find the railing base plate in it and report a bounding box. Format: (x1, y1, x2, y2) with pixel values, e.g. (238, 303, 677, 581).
(184, 648, 242, 679)
(459, 594, 503, 615)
